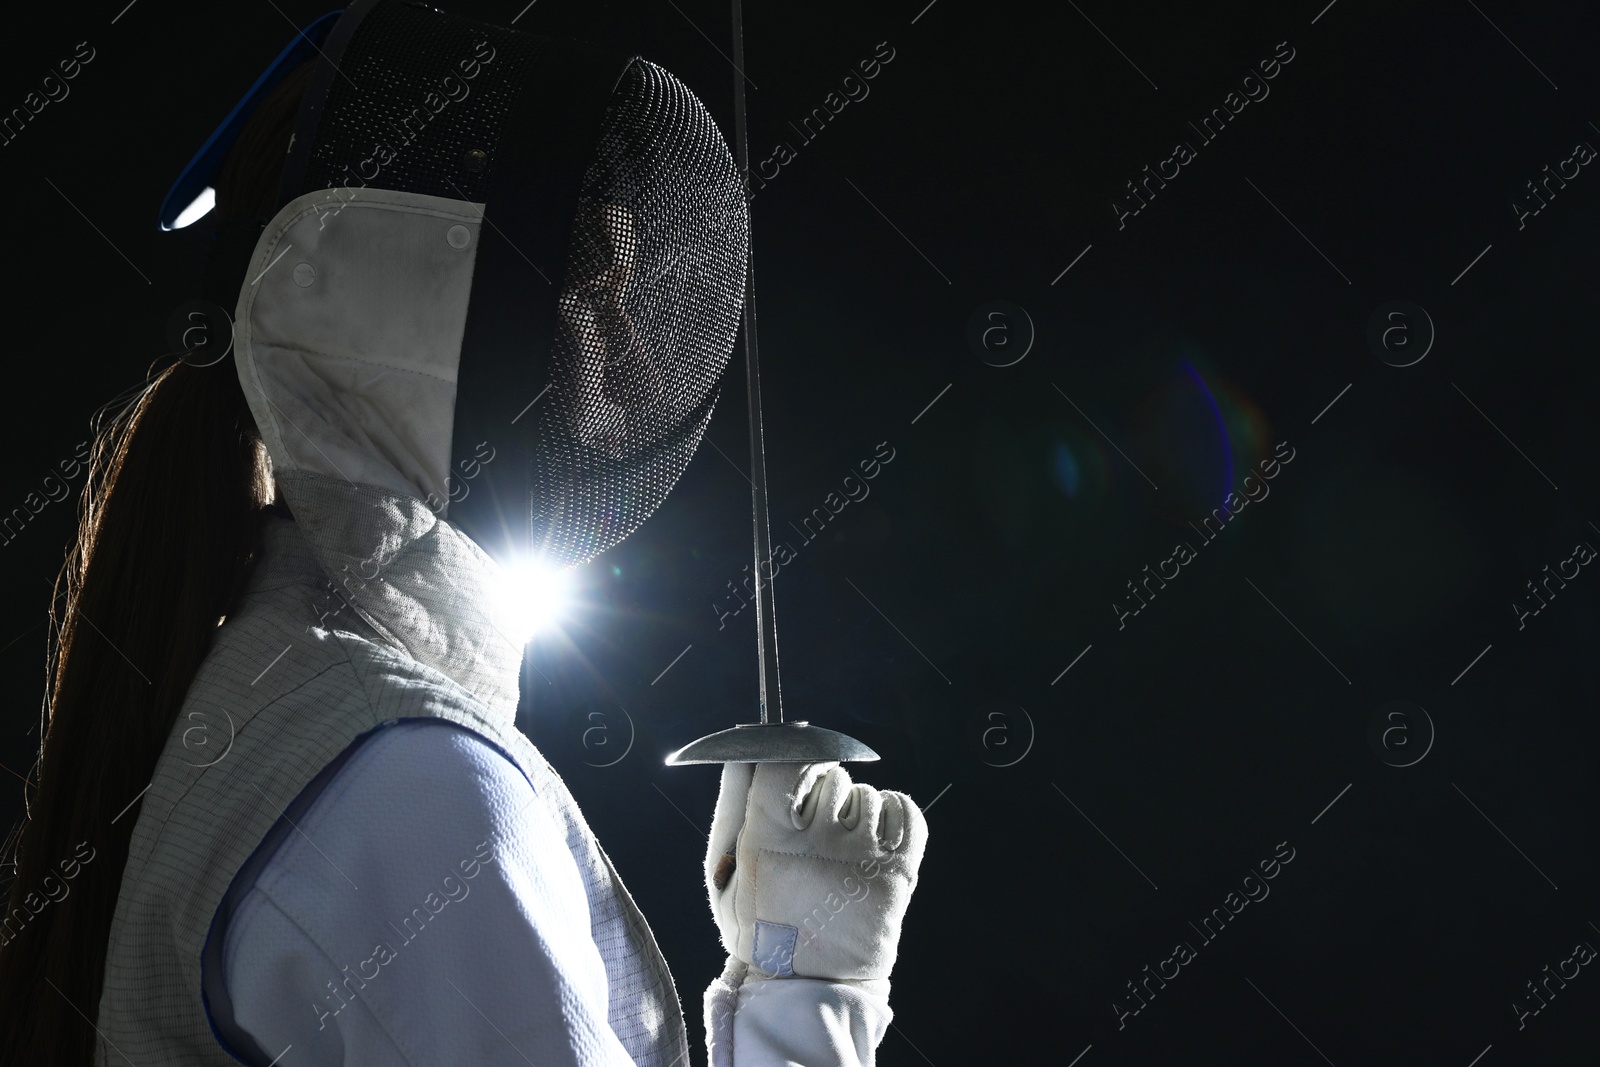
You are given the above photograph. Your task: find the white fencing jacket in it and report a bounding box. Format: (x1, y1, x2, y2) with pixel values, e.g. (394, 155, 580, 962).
(96, 479, 891, 1065)
(94, 187, 891, 1065)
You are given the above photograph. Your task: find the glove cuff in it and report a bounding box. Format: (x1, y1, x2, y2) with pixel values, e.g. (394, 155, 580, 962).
(730, 955, 892, 998)
(705, 956, 893, 1067)
(705, 957, 746, 1067)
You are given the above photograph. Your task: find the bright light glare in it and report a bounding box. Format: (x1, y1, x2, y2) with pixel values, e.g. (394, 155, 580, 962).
(494, 560, 572, 642)
(171, 186, 216, 230)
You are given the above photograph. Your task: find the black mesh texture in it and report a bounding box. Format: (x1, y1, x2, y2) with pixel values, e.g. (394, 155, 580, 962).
(297, 1, 535, 205)
(534, 58, 749, 565)
(291, 0, 748, 569)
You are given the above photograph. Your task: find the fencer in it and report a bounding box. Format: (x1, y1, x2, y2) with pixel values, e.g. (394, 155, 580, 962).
(0, 2, 927, 1064)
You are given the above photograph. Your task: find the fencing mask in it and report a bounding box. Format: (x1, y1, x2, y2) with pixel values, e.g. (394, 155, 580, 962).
(163, 0, 749, 573)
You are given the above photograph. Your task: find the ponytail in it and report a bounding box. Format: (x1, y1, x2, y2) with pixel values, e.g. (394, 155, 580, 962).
(0, 59, 313, 1064)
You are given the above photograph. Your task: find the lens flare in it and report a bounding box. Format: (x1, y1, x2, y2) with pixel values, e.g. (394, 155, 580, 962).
(493, 559, 573, 642)
(1051, 440, 1081, 498)
(1182, 356, 1234, 504)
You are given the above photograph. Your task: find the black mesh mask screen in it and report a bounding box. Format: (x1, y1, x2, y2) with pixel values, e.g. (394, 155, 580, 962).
(291, 2, 533, 210)
(534, 58, 748, 566)
(278, 0, 749, 570)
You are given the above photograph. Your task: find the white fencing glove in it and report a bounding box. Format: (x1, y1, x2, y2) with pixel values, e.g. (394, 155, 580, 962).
(706, 761, 928, 981)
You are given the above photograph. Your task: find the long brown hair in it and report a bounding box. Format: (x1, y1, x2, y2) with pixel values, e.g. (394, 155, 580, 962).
(0, 59, 314, 1065)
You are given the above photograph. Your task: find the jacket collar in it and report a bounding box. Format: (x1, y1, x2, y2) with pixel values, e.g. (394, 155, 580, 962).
(261, 469, 526, 723)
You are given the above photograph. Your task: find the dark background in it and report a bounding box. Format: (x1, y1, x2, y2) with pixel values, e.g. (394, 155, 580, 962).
(4, 0, 1599, 1063)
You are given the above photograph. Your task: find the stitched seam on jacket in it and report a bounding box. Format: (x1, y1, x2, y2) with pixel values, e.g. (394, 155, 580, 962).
(246, 341, 457, 385)
(155, 658, 348, 836)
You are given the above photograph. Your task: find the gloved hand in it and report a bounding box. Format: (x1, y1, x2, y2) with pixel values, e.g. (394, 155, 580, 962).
(706, 761, 927, 982)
